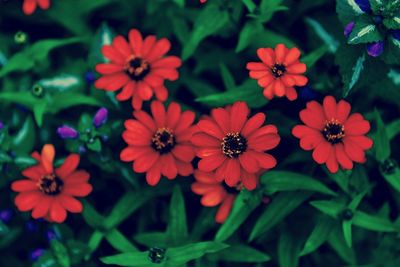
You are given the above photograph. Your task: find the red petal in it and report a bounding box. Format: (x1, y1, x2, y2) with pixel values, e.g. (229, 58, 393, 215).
(175, 160, 194, 176)
(133, 110, 157, 132)
(141, 35, 157, 58)
(137, 81, 153, 101)
(344, 117, 371, 136)
(326, 149, 339, 173)
(152, 68, 179, 81)
(12, 180, 37, 192)
(151, 101, 166, 127)
(249, 71, 269, 79)
(112, 36, 132, 57)
(201, 189, 226, 207)
(257, 75, 274, 87)
(251, 151, 277, 169)
(31, 196, 51, 219)
(215, 195, 235, 223)
(336, 99, 351, 123)
(230, 101, 250, 132)
(41, 144, 55, 174)
(344, 136, 373, 150)
(132, 94, 143, 110)
(116, 81, 135, 101)
(248, 125, 278, 139)
(133, 152, 159, 173)
(239, 152, 260, 173)
(274, 44, 288, 63)
(128, 29, 143, 56)
(175, 110, 195, 134)
(257, 48, 274, 67)
(166, 102, 181, 129)
(194, 170, 219, 184)
(263, 85, 274, 100)
(273, 79, 285, 97)
(289, 74, 308, 86)
(198, 154, 226, 172)
(335, 143, 353, 170)
(172, 145, 195, 163)
(64, 170, 90, 184)
(343, 139, 366, 163)
(246, 62, 266, 71)
(191, 183, 219, 194)
(285, 87, 298, 101)
(59, 195, 83, 213)
(22, 165, 45, 181)
(286, 63, 306, 74)
(122, 131, 151, 146)
(224, 159, 241, 187)
(247, 133, 280, 151)
(95, 63, 124, 74)
(62, 183, 93, 197)
(211, 107, 230, 134)
(120, 146, 152, 162)
(147, 38, 171, 62)
(152, 56, 182, 69)
(242, 171, 258, 190)
(299, 102, 325, 130)
(312, 141, 332, 164)
(284, 47, 301, 65)
(197, 120, 224, 139)
(23, 0, 36, 15)
(101, 45, 125, 64)
(38, 0, 50, 9)
(146, 161, 162, 186)
(15, 191, 42, 211)
(49, 199, 67, 223)
(56, 154, 80, 179)
(191, 133, 220, 147)
(144, 74, 164, 87)
(154, 85, 168, 102)
(323, 96, 337, 120)
(241, 113, 266, 138)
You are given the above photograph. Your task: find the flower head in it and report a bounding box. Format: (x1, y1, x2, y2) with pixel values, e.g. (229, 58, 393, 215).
(292, 96, 373, 173)
(93, 107, 108, 128)
(95, 29, 182, 110)
(11, 144, 92, 223)
(57, 126, 78, 139)
(191, 101, 280, 190)
(23, 0, 50, 15)
(120, 101, 196, 186)
(247, 44, 308, 101)
(192, 170, 238, 223)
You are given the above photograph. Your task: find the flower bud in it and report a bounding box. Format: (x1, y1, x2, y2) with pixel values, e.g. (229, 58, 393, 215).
(57, 125, 78, 139)
(93, 107, 108, 128)
(344, 22, 355, 38)
(366, 41, 384, 57)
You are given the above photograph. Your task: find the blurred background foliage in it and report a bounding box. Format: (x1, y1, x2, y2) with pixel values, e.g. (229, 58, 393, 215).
(0, 0, 399, 266)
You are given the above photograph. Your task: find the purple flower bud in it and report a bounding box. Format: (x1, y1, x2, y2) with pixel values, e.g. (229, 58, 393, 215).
(367, 41, 384, 57)
(393, 30, 400, 41)
(29, 248, 45, 261)
(355, 0, 371, 13)
(57, 125, 78, 139)
(344, 22, 355, 38)
(0, 209, 12, 222)
(93, 107, 108, 128)
(0, 121, 4, 130)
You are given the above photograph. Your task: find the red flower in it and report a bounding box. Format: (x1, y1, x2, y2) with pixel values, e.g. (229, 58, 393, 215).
(120, 101, 196, 186)
(95, 29, 182, 110)
(292, 96, 373, 173)
(246, 43, 308, 101)
(192, 170, 238, 223)
(200, 0, 207, 3)
(23, 0, 50, 15)
(191, 101, 280, 190)
(11, 144, 92, 223)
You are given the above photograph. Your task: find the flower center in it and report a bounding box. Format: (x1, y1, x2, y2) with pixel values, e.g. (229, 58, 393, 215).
(125, 56, 150, 81)
(323, 119, 345, 144)
(271, 64, 286, 78)
(151, 128, 176, 154)
(221, 132, 247, 158)
(37, 174, 64, 195)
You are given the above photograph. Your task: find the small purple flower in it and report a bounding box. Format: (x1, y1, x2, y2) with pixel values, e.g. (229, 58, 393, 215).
(344, 22, 355, 38)
(367, 41, 384, 57)
(29, 248, 45, 261)
(393, 30, 400, 41)
(57, 125, 78, 139)
(355, 0, 371, 13)
(0, 121, 4, 130)
(93, 107, 108, 128)
(0, 209, 12, 223)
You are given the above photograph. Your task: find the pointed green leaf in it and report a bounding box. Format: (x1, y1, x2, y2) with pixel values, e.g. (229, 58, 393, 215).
(236, 21, 263, 52)
(381, 167, 400, 193)
(208, 245, 270, 263)
(278, 231, 301, 267)
(33, 101, 48, 127)
(219, 63, 236, 90)
(134, 232, 168, 247)
(348, 22, 381, 44)
(88, 22, 115, 68)
(336, 0, 364, 24)
(342, 221, 353, 247)
(249, 192, 311, 241)
(305, 18, 339, 52)
(167, 186, 188, 246)
(383, 16, 400, 30)
(105, 229, 138, 253)
(310, 199, 346, 219)
(301, 216, 335, 256)
(12, 116, 36, 153)
(327, 224, 357, 264)
(215, 190, 262, 242)
(352, 211, 397, 232)
(302, 45, 329, 68)
(242, 0, 257, 13)
(101, 251, 156, 266)
(50, 240, 71, 267)
(372, 110, 391, 162)
(261, 171, 337, 196)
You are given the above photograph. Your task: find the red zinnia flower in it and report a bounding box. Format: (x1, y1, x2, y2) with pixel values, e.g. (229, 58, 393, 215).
(292, 96, 373, 173)
(120, 101, 196, 186)
(11, 144, 92, 223)
(95, 29, 182, 110)
(23, 0, 50, 15)
(192, 170, 239, 223)
(246, 43, 308, 101)
(191, 101, 280, 190)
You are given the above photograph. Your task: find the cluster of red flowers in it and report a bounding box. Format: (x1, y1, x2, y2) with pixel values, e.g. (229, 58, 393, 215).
(10, 24, 373, 224)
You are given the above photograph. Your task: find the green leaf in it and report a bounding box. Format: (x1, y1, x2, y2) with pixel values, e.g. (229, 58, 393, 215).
(215, 190, 262, 242)
(301, 45, 330, 68)
(219, 63, 236, 90)
(88, 22, 115, 68)
(82, 201, 107, 230)
(208, 245, 270, 263)
(381, 167, 400, 193)
(249, 192, 311, 241)
(242, 0, 257, 13)
(33, 101, 48, 127)
(105, 229, 138, 253)
(348, 20, 381, 44)
(51, 240, 71, 267)
(372, 110, 391, 162)
(257, 0, 288, 23)
(278, 231, 301, 267)
(300, 216, 335, 256)
(305, 18, 339, 52)
(87, 138, 102, 152)
(336, 0, 364, 24)
(261, 171, 337, 196)
(134, 232, 168, 247)
(166, 242, 229, 266)
(352, 211, 398, 232)
(49, 92, 103, 114)
(196, 80, 268, 108)
(12, 116, 36, 154)
(38, 74, 83, 92)
(342, 221, 353, 247)
(327, 224, 357, 264)
(167, 186, 188, 246)
(236, 21, 263, 52)
(387, 118, 400, 140)
(0, 37, 84, 77)
(310, 199, 346, 219)
(101, 251, 156, 267)
(182, 4, 229, 60)
(383, 16, 400, 30)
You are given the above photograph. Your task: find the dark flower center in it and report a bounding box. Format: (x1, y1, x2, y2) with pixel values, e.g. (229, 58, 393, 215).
(38, 174, 64, 195)
(151, 128, 176, 154)
(323, 119, 345, 144)
(271, 64, 286, 78)
(222, 132, 247, 158)
(125, 56, 150, 81)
